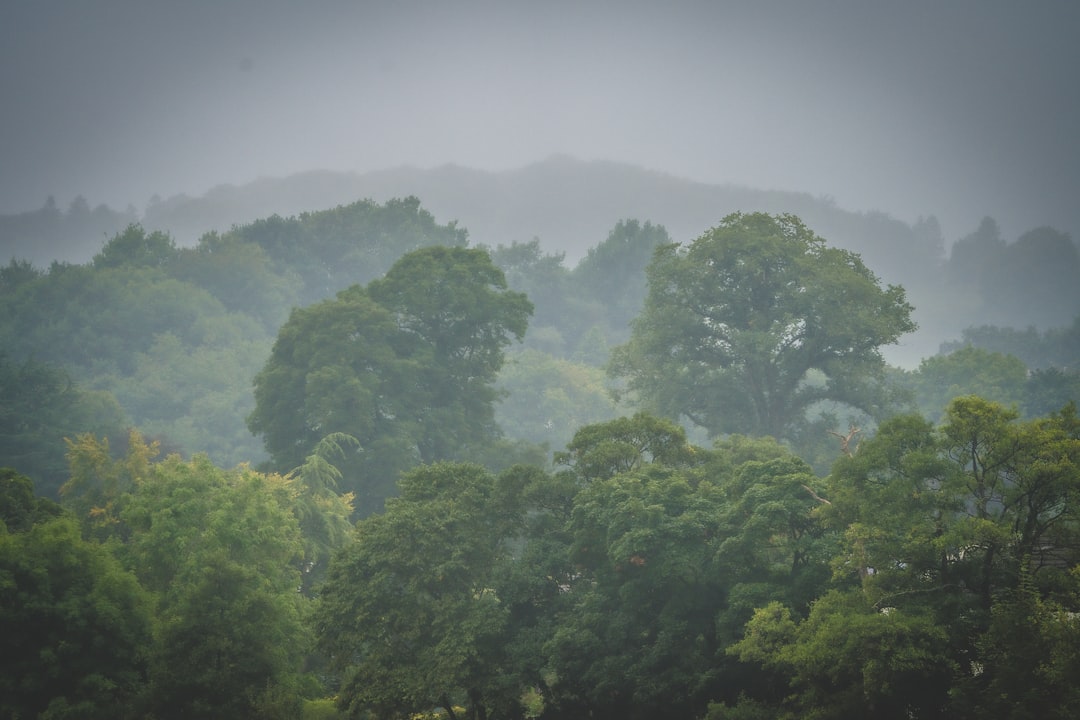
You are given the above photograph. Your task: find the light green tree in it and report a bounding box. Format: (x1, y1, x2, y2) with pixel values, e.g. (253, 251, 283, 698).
(119, 452, 308, 719)
(728, 590, 955, 720)
(894, 345, 1028, 422)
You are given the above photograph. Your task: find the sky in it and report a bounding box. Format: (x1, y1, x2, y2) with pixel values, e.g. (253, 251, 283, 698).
(1, 0, 1078, 244)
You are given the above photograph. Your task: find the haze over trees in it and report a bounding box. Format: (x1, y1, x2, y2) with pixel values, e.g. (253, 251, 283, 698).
(1, 186, 1079, 718)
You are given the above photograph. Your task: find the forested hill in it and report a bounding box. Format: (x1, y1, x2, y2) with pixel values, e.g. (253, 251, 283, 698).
(4, 155, 938, 276)
(4, 155, 1079, 360)
(136, 155, 899, 264)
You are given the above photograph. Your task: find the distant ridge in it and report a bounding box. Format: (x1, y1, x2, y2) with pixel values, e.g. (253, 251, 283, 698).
(140, 156, 901, 266)
(3, 155, 927, 275)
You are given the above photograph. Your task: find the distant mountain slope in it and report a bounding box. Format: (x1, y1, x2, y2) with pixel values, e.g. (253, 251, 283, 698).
(5, 155, 935, 280)
(0, 197, 137, 267)
(140, 155, 932, 270)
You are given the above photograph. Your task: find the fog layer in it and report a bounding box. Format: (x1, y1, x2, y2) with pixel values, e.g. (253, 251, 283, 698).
(2, 1, 1078, 243)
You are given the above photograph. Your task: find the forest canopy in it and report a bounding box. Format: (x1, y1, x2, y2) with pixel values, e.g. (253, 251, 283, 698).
(1, 195, 1079, 719)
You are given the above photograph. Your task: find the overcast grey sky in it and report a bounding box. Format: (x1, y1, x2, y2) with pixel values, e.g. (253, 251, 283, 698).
(2, 0, 1077, 243)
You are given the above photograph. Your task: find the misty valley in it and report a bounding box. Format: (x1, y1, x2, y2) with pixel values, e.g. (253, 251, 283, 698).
(2, 178, 1080, 719)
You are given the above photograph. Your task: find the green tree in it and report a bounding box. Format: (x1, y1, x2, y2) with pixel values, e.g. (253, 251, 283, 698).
(249, 284, 409, 505)
(494, 349, 619, 452)
(957, 569, 1080, 719)
(367, 246, 532, 459)
(541, 415, 797, 719)
(249, 246, 531, 512)
(816, 397, 1080, 718)
(231, 196, 469, 306)
(485, 238, 574, 354)
(1025, 367, 1080, 418)
(289, 432, 358, 595)
(571, 219, 671, 343)
(712, 446, 834, 640)
(105, 319, 271, 468)
(118, 452, 308, 719)
(92, 223, 177, 270)
(554, 411, 700, 482)
(171, 230, 301, 332)
(610, 212, 915, 440)
(0, 507, 154, 719)
(729, 591, 955, 720)
(0, 354, 126, 498)
(316, 462, 529, 720)
(939, 397, 1080, 607)
(544, 465, 728, 719)
(895, 345, 1028, 422)
(0, 466, 62, 533)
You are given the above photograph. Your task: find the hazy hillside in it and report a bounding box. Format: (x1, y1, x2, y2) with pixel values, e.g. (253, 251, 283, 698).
(136, 155, 930, 263)
(4, 156, 1077, 365)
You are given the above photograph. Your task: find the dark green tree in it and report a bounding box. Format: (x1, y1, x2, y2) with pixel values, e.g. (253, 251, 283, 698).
(0, 354, 126, 497)
(231, 196, 469, 305)
(542, 416, 834, 719)
(544, 463, 728, 720)
(92, 223, 177, 269)
(0, 467, 62, 533)
(316, 462, 530, 720)
(367, 245, 532, 460)
(249, 246, 531, 512)
(0, 504, 153, 719)
(610, 212, 915, 440)
(571, 219, 671, 342)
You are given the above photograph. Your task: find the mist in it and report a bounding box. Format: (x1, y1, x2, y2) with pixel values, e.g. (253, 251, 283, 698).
(2, 0, 1078, 245)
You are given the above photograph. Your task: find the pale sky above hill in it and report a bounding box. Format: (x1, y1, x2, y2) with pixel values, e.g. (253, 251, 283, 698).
(1, 0, 1077, 244)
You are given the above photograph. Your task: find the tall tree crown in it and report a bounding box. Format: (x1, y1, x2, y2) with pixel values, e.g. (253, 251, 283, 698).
(610, 212, 915, 439)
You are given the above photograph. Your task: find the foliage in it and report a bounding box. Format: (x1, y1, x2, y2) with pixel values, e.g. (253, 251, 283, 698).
(730, 591, 955, 719)
(0, 510, 154, 719)
(555, 412, 699, 482)
(231, 196, 469, 306)
(610, 212, 915, 440)
(249, 246, 532, 514)
(893, 345, 1028, 422)
(0, 200, 474, 472)
(0, 354, 126, 498)
(92, 223, 177, 269)
(571, 219, 671, 343)
(119, 451, 309, 719)
(540, 415, 832, 719)
(6, 185, 1080, 719)
(495, 349, 620, 453)
(54, 433, 325, 718)
(0, 466, 62, 533)
(316, 462, 529, 720)
(484, 238, 575, 354)
(941, 316, 1080, 370)
(946, 220, 1080, 330)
